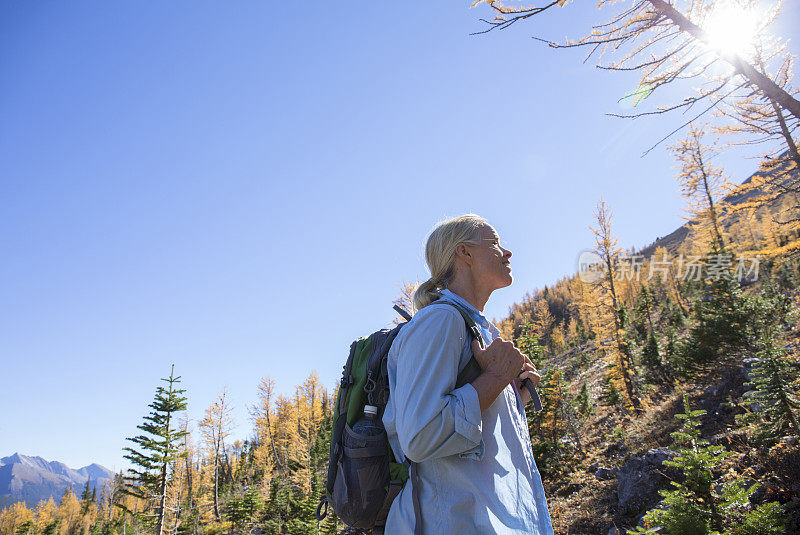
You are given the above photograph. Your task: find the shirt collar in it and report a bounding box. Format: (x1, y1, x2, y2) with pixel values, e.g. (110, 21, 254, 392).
(439, 289, 491, 329)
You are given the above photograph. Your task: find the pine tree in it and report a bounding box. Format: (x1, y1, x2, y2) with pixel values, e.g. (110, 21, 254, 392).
(532, 298, 555, 350)
(632, 286, 654, 343)
(717, 45, 800, 243)
(0, 502, 33, 535)
(550, 323, 567, 355)
(34, 497, 58, 533)
(576, 382, 590, 415)
(252, 376, 282, 497)
(318, 508, 339, 535)
(737, 318, 800, 442)
(80, 479, 94, 515)
(57, 487, 81, 534)
(540, 369, 568, 445)
(226, 487, 262, 533)
(672, 125, 730, 251)
(642, 332, 660, 366)
(632, 395, 786, 534)
(15, 520, 33, 535)
(121, 364, 189, 535)
(599, 375, 620, 407)
(682, 247, 749, 365)
(565, 317, 580, 346)
(515, 321, 544, 366)
(41, 519, 60, 535)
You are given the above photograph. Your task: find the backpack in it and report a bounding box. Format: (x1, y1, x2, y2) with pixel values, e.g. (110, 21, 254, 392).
(316, 299, 542, 532)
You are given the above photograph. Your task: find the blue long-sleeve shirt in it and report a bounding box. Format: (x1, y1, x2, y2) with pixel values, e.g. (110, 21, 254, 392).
(382, 289, 555, 534)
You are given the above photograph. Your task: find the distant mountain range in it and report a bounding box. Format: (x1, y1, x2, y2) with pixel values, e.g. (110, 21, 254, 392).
(0, 453, 114, 509)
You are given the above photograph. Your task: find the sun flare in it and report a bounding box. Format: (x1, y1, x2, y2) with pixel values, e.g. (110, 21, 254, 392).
(703, 4, 760, 58)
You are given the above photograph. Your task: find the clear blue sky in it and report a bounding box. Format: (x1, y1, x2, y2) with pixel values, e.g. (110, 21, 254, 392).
(2, 1, 798, 472)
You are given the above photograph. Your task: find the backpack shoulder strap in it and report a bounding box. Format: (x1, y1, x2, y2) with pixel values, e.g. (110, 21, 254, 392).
(431, 299, 484, 388)
(437, 299, 544, 412)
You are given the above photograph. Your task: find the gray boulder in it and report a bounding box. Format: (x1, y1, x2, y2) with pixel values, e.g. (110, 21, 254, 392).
(595, 467, 617, 481)
(617, 448, 678, 515)
(644, 447, 674, 467)
(636, 500, 668, 528)
(742, 357, 762, 385)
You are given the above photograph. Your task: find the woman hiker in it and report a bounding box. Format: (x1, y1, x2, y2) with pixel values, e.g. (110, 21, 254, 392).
(381, 214, 555, 534)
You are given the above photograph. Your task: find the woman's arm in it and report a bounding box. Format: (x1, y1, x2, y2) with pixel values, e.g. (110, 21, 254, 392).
(392, 306, 484, 463)
(469, 338, 526, 412)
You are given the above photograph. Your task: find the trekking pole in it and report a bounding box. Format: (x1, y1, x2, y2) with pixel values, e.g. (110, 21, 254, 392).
(519, 375, 543, 413)
(393, 304, 413, 322)
(393, 303, 543, 412)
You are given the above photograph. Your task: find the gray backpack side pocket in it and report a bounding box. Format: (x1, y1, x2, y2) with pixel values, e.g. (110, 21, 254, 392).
(330, 422, 390, 529)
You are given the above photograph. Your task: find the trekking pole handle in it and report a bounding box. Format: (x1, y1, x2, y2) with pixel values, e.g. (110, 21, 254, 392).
(520, 377, 543, 412)
(393, 304, 413, 322)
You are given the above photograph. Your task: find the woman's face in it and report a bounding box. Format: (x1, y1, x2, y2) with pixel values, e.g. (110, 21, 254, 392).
(466, 225, 513, 291)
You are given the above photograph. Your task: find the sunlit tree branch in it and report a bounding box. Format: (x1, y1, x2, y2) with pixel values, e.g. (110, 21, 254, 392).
(472, 0, 800, 122)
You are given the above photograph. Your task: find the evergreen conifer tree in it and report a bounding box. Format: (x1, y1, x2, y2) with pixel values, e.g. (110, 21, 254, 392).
(667, 302, 687, 329)
(319, 509, 338, 535)
(41, 520, 60, 535)
(80, 479, 94, 515)
(121, 364, 189, 535)
(226, 488, 262, 533)
(641, 329, 671, 385)
(516, 321, 544, 365)
(641, 332, 660, 368)
(599, 374, 620, 407)
(683, 271, 748, 364)
(576, 382, 590, 415)
(737, 320, 800, 442)
(632, 395, 785, 534)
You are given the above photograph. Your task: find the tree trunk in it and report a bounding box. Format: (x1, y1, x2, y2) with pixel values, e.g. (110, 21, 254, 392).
(265, 408, 283, 472)
(696, 149, 726, 250)
(647, 0, 800, 121)
(185, 437, 193, 515)
(213, 441, 221, 521)
(770, 98, 800, 168)
(172, 466, 184, 535)
(604, 259, 642, 411)
(156, 410, 171, 535)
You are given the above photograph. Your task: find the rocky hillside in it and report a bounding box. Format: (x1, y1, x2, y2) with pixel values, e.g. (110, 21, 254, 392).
(536, 341, 800, 534)
(493, 156, 800, 534)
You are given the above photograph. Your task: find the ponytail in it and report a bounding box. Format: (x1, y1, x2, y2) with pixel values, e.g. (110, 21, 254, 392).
(412, 214, 487, 311)
(412, 278, 442, 311)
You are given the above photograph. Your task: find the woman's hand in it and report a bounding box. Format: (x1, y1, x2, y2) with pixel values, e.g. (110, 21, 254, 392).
(471, 338, 524, 385)
(471, 337, 531, 412)
(514, 355, 540, 405)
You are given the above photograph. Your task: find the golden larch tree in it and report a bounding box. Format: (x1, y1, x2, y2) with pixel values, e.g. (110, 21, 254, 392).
(590, 200, 643, 411)
(671, 124, 730, 251)
(199, 387, 236, 521)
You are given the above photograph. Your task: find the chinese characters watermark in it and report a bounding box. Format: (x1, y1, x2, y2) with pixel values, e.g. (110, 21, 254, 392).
(576, 250, 761, 284)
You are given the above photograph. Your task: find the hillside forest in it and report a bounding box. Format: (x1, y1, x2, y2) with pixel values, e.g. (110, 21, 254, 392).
(2, 143, 798, 535)
(2, 0, 800, 533)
